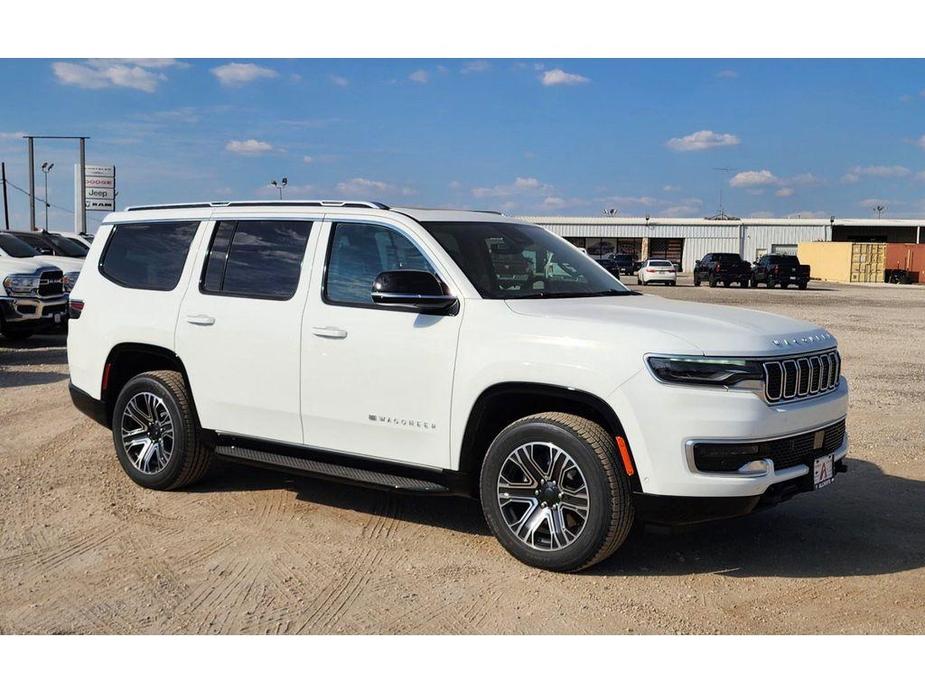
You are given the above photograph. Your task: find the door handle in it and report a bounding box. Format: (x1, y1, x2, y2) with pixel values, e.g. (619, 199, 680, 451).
(186, 314, 216, 326)
(311, 326, 347, 339)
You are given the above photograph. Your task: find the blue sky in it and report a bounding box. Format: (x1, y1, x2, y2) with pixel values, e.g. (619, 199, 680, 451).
(2, 58, 925, 230)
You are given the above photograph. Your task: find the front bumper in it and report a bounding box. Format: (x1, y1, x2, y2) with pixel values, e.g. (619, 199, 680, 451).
(610, 367, 850, 497)
(0, 295, 68, 330)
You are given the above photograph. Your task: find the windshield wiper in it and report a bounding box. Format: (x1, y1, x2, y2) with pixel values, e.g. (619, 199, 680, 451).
(513, 288, 633, 299)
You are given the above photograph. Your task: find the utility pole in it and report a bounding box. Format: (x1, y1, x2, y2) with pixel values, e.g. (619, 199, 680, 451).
(1, 162, 9, 230)
(27, 136, 35, 230)
(713, 166, 738, 217)
(41, 162, 54, 231)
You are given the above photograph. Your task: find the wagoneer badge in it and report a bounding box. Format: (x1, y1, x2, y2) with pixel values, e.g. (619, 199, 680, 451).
(368, 414, 437, 430)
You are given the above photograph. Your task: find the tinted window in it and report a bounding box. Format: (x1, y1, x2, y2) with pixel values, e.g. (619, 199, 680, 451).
(649, 260, 674, 267)
(425, 222, 629, 299)
(202, 220, 312, 300)
(49, 235, 88, 257)
(0, 233, 37, 258)
(325, 223, 434, 305)
(101, 221, 200, 290)
(768, 255, 799, 267)
(711, 253, 742, 262)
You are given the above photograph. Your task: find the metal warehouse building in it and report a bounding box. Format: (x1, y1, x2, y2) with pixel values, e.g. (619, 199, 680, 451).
(517, 216, 924, 272)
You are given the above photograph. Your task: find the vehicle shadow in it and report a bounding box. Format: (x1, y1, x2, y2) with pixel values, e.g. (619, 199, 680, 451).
(591, 457, 925, 579)
(193, 457, 924, 577)
(191, 459, 491, 537)
(0, 334, 70, 388)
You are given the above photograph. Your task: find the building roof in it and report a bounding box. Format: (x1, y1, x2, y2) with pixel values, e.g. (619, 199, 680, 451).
(518, 216, 925, 227)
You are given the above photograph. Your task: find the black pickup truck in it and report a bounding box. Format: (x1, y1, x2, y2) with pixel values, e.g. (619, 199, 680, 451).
(693, 253, 752, 287)
(751, 254, 811, 289)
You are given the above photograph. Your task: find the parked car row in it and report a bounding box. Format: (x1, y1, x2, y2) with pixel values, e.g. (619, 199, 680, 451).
(0, 230, 91, 339)
(695, 253, 811, 290)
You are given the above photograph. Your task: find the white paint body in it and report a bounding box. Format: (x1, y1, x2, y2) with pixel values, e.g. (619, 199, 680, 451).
(636, 259, 678, 285)
(67, 204, 849, 499)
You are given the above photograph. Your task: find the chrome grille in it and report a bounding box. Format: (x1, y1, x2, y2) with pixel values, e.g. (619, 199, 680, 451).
(763, 350, 840, 403)
(38, 269, 64, 297)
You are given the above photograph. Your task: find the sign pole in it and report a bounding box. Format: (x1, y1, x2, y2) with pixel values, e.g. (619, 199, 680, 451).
(1, 162, 9, 230)
(78, 137, 87, 236)
(27, 136, 35, 230)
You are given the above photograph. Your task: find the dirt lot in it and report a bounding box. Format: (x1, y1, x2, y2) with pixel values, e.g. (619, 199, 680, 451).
(1, 279, 923, 634)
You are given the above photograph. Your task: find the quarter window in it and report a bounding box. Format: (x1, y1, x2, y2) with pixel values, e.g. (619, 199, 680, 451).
(101, 221, 200, 291)
(201, 220, 313, 300)
(325, 222, 435, 306)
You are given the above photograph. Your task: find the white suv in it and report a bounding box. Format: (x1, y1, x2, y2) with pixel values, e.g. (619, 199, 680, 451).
(67, 201, 849, 571)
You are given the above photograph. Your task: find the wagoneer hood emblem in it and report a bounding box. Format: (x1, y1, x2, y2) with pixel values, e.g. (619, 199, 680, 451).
(771, 332, 833, 348)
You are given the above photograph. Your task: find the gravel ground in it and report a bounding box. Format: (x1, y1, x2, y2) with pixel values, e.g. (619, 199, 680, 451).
(1, 278, 923, 634)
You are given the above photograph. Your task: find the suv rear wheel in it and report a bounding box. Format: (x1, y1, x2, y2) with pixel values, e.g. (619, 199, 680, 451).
(480, 413, 634, 572)
(112, 370, 212, 490)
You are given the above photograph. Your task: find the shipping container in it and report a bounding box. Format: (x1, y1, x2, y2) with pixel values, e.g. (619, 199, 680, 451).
(884, 243, 925, 283)
(797, 241, 886, 282)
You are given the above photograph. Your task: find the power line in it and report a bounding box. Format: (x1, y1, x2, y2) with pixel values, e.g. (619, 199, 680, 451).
(4, 177, 108, 227)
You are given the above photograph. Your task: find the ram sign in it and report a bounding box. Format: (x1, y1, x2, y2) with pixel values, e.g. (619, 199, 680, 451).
(84, 164, 115, 211)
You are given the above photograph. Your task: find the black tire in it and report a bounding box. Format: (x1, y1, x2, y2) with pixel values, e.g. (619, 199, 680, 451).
(723, 280, 730, 288)
(669, 280, 676, 286)
(0, 327, 35, 340)
(749, 277, 757, 288)
(798, 282, 808, 290)
(693, 275, 701, 287)
(780, 282, 789, 289)
(479, 412, 634, 572)
(767, 278, 776, 289)
(112, 370, 212, 491)
(708, 275, 718, 288)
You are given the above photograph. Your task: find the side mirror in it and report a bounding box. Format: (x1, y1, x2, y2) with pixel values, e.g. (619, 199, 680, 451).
(371, 270, 457, 312)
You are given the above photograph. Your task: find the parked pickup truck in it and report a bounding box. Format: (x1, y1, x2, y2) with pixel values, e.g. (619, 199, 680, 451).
(751, 254, 811, 289)
(693, 253, 752, 288)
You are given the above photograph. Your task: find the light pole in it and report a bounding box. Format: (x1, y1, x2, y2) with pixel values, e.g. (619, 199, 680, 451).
(271, 177, 288, 200)
(41, 162, 54, 230)
(873, 204, 885, 220)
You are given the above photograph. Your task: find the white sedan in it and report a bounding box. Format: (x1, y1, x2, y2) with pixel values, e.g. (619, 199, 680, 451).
(637, 259, 677, 286)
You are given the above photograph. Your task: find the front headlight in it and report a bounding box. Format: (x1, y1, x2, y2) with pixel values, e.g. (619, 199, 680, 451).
(3, 274, 40, 296)
(647, 355, 765, 387)
(63, 271, 80, 292)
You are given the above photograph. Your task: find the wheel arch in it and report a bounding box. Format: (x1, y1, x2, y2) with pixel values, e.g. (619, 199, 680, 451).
(102, 343, 197, 427)
(458, 382, 640, 495)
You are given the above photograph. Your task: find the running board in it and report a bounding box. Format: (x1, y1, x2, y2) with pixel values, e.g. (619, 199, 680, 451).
(215, 445, 452, 494)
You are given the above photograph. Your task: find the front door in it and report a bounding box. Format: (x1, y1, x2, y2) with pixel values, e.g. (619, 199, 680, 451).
(176, 216, 318, 444)
(300, 220, 462, 469)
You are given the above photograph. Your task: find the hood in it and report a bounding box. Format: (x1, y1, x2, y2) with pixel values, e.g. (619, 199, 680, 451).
(505, 294, 835, 357)
(34, 255, 84, 273)
(0, 256, 66, 275)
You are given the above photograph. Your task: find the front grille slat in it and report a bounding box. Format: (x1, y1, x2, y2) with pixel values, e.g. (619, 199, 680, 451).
(763, 349, 840, 403)
(37, 269, 64, 297)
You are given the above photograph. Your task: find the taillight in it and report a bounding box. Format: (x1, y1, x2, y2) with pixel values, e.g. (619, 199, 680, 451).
(770, 264, 779, 273)
(68, 298, 85, 319)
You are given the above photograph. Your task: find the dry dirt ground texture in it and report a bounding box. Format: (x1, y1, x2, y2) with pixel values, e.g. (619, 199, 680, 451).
(1, 279, 923, 634)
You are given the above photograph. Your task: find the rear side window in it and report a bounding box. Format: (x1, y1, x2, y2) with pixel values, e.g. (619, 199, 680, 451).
(101, 221, 200, 291)
(325, 222, 434, 306)
(201, 219, 313, 300)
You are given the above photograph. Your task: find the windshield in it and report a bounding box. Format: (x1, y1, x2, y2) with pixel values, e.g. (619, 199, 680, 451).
(0, 233, 38, 258)
(14, 234, 57, 255)
(423, 222, 631, 299)
(49, 234, 88, 257)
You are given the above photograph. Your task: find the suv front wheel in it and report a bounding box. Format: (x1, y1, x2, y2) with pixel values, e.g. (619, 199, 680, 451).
(480, 413, 634, 572)
(112, 370, 213, 490)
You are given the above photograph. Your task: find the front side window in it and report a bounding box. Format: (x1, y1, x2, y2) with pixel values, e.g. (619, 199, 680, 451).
(201, 219, 313, 300)
(423, 222, 630, 299)
(101, 221, 200, 291)
(0, 233, 37, 258)
(325, 222, 435, 306)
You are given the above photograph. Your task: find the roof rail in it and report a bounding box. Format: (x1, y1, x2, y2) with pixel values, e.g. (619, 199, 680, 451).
(124, 200, 390, 212)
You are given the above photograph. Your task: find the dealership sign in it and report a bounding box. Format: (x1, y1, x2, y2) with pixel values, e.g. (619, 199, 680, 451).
(84, 164, 115, 211)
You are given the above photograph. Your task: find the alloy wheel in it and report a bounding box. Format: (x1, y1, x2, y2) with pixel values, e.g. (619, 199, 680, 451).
(120, 392, 175, 475)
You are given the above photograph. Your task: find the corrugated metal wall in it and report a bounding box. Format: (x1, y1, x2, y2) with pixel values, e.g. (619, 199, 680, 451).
(520, 217, 832, 271)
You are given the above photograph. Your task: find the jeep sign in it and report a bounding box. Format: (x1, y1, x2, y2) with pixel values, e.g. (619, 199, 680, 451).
(84, 164, 115, 211)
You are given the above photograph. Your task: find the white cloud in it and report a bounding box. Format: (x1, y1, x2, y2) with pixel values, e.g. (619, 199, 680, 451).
(715, 69, 739, 79)
(540, 69, 590, 87)
(335, 178, 416, 196)
(211, 62, 278, 87)
(730, 170, 779, 188)
(859, 198, 890, 208)
(448, 180, 463, 190)
(665, 130, 740, 152)
(52, 61, 168, 92)
(0, 131, 26, 139)
(917, 134, 925, 149)
(461, 60, 491, 74)
(409, 69, 429, 84)
(302, 155, 314, 164)
(775, 187, 795, 198)
(788, 172, 821, 186)
(329, 75, 349, 87)
(916, 171, 925, 181)
(472, 177, 554, 198)
(225, 139, 273, 155)
(842, 165, 911, 183)
(662, 184, 681, 192)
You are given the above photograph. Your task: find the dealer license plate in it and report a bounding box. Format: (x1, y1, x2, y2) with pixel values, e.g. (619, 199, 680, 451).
(53, 312, 63, 324)
(813, 453, 834, 489)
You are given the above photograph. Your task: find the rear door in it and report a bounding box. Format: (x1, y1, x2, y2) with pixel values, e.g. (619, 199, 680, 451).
(175, 215, 319, 444)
